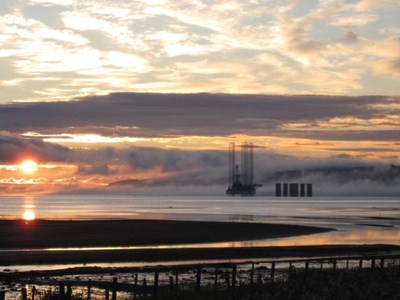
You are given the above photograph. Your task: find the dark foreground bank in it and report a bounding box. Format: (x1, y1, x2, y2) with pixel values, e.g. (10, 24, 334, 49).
(1, 244, 399, 266)
(0, 219, 331, 249)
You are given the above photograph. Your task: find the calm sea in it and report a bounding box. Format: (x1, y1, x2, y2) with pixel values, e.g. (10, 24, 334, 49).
(1, 195, 399, 247)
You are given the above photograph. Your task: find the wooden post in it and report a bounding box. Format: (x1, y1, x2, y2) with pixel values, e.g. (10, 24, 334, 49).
(60, 283, 65, 298)
(257, 274, 262, 287)
(371, 259, 375, 269)
(133, 274, 138, 299)
(105, 288, 109, 300)
(66, 285, 72, 300)
(289, 261, 294, 278)
(169, 276, 174, 291)
(175, 272, 179, 291)
(380, 258, 385, 268)
(333, 259, 337, 270)
(87, 280, 92, 300)
(250, 263, 255, 286)
(359, 259, 363, 269)
(142, 278, 147, 297)
(346, 260, 349, 270)
(196, 267, 201, 293)
(112, 277, 117, 300)
(305, 261, 309, 272)
(320, 260, 323, 271)
(153, 271, 159, 299)
(0, 290, 5, 300)
(21, 287, 27, 300)
(271, 262, 275, 283)
(32, 286, 36, 300)
(214, 267, 219, 292)
(224, 272, 231, 290)
(232, 265, 237, 290)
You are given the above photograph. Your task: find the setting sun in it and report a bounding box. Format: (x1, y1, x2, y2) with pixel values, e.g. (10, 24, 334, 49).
(22, 210, 36, 221)
(20, 160, 38, 173)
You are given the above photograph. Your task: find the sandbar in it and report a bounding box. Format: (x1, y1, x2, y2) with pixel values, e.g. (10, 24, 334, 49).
(0, 219, 331, 249)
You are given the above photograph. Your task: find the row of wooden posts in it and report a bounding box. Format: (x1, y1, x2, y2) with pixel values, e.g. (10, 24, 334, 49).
(1, 255, 399, 300)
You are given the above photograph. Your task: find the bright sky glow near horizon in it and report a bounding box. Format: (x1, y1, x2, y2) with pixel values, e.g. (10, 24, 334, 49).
(0, 0, 400, 196)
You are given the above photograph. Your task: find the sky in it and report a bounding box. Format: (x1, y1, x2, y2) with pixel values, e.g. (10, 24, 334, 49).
(0, 0, 399, 195)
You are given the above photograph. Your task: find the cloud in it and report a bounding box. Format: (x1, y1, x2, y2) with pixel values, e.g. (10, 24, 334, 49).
(99, 147, 299, 190)
(367, 37, 400, 59)
(329, 14, 379, 27)
(356, 0, 400, 11)
(0, 0, 399, 102)
(374, 58, 400, 77)
(0, 10, 150, 101)
(1, 130, 399, 196)
(0, 132, 70, 162)
(93, 147, 400, 197)
(26, 0, 74, 7)
(77, 164, 115, 175)
(1, 93, 398, 141)
(263, 164, 400, 196)
(0, 13, 89, 54)
(0, 93, 399, 152)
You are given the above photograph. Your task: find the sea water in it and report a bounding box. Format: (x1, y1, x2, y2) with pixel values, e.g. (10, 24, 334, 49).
(0, 195, 399, 246)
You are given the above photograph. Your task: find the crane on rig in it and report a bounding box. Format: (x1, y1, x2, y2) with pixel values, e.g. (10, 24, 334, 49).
(226, 142, 262, 196)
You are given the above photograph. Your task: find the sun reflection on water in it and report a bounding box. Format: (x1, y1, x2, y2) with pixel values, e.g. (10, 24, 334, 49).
(22, 196, 36, 222)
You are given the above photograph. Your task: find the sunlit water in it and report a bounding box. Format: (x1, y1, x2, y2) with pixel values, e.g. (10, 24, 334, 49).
(1, 195, 399, 246)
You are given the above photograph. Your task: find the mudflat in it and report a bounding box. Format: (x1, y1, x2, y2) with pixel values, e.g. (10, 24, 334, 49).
(0, 219, 331, 249)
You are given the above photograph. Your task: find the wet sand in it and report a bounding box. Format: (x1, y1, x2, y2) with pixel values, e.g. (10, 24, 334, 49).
(0, 219, 331, 249)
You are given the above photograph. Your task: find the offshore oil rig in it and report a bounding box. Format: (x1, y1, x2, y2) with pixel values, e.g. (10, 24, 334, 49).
(226, 142, 262, 196)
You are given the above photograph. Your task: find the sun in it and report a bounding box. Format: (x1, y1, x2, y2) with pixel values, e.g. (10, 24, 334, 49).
(22, 210, 36, 221)
(20, 160, 38, 173)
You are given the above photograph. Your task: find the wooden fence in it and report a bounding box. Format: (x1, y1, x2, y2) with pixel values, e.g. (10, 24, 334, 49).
(1, 253, 399, 300)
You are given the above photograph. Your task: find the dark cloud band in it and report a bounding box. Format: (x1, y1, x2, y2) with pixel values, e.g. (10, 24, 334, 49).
(0, 93, 398, 140)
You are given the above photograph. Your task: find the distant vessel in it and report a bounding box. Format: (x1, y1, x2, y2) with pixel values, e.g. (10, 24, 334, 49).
(226, 142, 262, 196)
